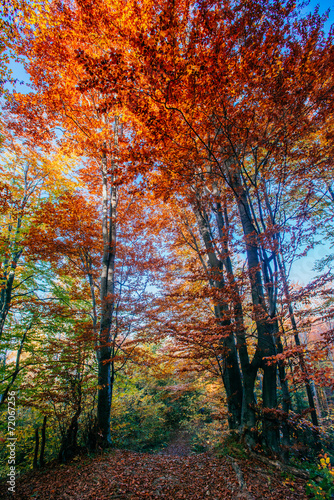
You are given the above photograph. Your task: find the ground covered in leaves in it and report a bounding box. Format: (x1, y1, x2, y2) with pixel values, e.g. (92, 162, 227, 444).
(1, 434, 309, 499)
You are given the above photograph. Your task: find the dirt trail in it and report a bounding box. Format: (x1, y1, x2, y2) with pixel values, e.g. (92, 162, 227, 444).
(157, 429, 192, 456)
(0, 437, 309, 499)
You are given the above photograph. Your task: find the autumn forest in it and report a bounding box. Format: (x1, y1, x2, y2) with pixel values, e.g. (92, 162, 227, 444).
(0, 0, 334, 498)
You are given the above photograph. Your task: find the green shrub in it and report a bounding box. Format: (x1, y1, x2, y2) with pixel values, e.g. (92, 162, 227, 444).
(305, 453, 334, 499)
(214, 431, 247, 460)
(110, 390, 169, 451)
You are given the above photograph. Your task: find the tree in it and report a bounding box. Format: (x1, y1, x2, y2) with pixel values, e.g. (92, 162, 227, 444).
(0, 132, 77, 397)
(71, 0, 333, 452)
(7, 4, 129, 446)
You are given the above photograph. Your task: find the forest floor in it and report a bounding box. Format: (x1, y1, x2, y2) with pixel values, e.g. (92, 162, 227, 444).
(0, 432, 309, 499)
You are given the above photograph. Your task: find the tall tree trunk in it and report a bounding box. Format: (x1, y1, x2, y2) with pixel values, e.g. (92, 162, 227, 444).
(261, 178, 318, 429)
(215, 200, 257, 444)
(0, 321, 30, 408)
(229, 168, 279, 451)
(59, 378, 82, 463)
(274, 329, 291, 454)
(97, 118, 119, 447)
(277, 253, 319, 427)
(39, 416, 47, 467)
(33, 427, 39, 469)
(192, 199, 243, 429)
(260, 247, 291, 453)
(59, 408, 81, 463)
(0, 247, 23, 341)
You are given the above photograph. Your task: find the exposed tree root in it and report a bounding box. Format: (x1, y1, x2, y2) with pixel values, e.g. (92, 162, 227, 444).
(248, 451, 310, 480)
(227, 455, 255, 499)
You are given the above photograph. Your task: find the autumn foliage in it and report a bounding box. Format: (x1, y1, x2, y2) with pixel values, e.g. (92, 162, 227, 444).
(0, 0, 334, 494)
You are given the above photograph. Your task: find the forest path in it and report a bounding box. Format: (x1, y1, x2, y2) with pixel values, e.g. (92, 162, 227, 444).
(1, 448, 309, 499)
(157, 429, 192, 456)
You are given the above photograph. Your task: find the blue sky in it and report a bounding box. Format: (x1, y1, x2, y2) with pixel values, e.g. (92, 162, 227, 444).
(304, 0, 333, 26)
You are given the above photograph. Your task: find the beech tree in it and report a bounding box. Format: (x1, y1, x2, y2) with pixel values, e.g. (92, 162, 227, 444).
(7, 4, 131, 446)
